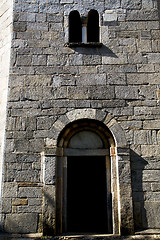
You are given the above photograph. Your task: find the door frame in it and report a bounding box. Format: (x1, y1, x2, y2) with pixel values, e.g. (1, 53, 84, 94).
(56, 120, 119, 234)
(56, 146, 117, 234)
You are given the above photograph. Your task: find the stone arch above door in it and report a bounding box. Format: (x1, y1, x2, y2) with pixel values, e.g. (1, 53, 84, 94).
(49, 109, 128, 148)
(43, 109, 134, 235)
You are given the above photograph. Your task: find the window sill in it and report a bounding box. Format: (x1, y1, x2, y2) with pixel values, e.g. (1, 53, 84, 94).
(65, 42, 103, 48)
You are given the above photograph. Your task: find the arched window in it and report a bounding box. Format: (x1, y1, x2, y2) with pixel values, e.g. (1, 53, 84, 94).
(87, 10, 99, 42)
(69, 11, 82, 43)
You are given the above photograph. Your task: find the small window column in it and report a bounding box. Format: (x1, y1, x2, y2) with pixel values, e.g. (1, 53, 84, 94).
(81, 16, 87, 43)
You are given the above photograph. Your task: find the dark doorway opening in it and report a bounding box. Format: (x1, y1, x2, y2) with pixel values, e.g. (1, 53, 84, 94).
(67, 156, 108, 233)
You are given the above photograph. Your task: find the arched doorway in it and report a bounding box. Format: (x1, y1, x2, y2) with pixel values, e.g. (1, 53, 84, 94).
(56, 119, 115, 234)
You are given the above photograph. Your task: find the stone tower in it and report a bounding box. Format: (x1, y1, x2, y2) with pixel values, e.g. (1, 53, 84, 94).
(0, 0, 160, 237)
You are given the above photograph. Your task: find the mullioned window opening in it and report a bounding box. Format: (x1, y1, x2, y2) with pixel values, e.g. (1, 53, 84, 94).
(66, 9, 102, 47)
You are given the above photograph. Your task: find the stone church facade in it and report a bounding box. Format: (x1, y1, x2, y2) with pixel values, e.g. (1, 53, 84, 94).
(0, 0, 160, 236)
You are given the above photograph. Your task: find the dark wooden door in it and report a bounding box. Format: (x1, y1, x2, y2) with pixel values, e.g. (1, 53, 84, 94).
(67, 156, 108, 233)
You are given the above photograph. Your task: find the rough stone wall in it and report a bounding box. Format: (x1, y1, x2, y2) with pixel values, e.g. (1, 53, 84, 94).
(1, 0, 160, 234)
(0, 0, 13, 213)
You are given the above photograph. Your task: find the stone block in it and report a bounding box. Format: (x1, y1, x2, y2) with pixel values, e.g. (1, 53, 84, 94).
(118, 161, 131, 183)
(141, 145, 160, 157)
(66, 109, 96, 122)
(78, 66, 97, 74)
(68, 54, 82, 66)
(143, 170, 160, 182)
(67, 86, 90, 99)
(141, 30, 152, 40)
(126, 9, 159, 21)
(138, 40, 152, 52)
(12, 199, 28, 206)
(105, 0, 120, 9)
(16, 55, 32, 66)
(37, 116, 54, 130)
(5, 153, 17, 163)
(3, 183, 18, 198)
(128, 53, 147, 64)
(119, 183, 134, 234)
(134, 106, 159, 115)
(14, 139, 29, 152)
(53, 119, 65, 131)
(17, 205, 42, 213)
(36, 13, 46, 22)
(42, 86, 67, 100)
(151, 30, 160, 41)
(115, 86, 139, 99)
(13, 22, 27, 32)
(121, 121, 142, 130)
(16, 154, 40, 163)
(98, 65, 136, 74)
(27, 22, 48, 31)
(102, 100, 126, 108)
(127, 73, 149, 85)
(109, 107, 133, 116)
(137, 64, 154, 73)
(25, 75, 51, 87)
(25, 87, 43, 101)
(18, 187, 42, 198)
(32, 55, 47, 66)
(2, 198, 12, 213)
(151, 183, 160, 191)
(47, 54, 67, 66)
(44, 156, 56, 185)
(107, 73, 126, 85)
(29, 139, 44, 153)
(110, 122, 127, 147)
(77, 74, 106, 86)
(8, 88, 20, 102)
(47, 13, 63, 22)
(4, 213, 38, 233)
(89, 86, 115, 99)
(61, 0, 73, 3)
(43, 185, 55, 234)
(143, 202, 160, 229)
(83, 54, 102, 65)
(28, 198, 42, 206)
(102, 53, 128, 65)
(142, 0, 153, 8)
(134, 130, 156, 145)
(39, 3, 63, 14)
(76, 100, 91, 108)
(122, 0, 141, 9)
(147, 53, 160, 64)
(95, 109, 107, 122)
(103, 10, 117, 22)
(7, 169, 40, 183)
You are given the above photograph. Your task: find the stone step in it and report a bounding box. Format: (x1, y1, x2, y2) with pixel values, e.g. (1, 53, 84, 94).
(0, 233, 160, 240)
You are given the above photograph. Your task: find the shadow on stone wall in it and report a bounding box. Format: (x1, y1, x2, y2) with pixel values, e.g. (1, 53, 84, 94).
(158, 0, 160, 27)
(154, 0, 160, 27)
(72, 45, 118, 57)
(43, 188, 55, 236)
(130, 150, 148, 231)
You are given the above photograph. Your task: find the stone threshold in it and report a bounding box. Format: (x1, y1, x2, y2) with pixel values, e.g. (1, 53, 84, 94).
(0, 231, 160, 240)
(135, 229, 160, 235)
